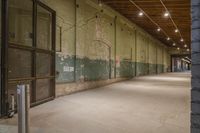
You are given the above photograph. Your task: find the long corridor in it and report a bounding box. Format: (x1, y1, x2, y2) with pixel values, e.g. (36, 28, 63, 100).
(0, 72, 190, 133)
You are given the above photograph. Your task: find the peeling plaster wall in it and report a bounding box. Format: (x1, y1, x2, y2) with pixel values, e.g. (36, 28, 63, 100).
(76, 0, 115, 81)
(136, 31, 149, 76)
(163, 47, 170, 72)
(148, 39, 157, 74)
(116, 18, 135, 78)
(40, 0, 171, 96)
(40, 0, 76, 83)
(157, 45, 164, 74)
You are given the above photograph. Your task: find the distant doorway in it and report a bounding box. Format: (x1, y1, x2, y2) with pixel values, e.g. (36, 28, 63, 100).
(171, 55, 191, 72)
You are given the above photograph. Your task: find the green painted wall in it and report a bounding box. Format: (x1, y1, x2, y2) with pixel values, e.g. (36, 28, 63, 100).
(76, 0, 115, 81)
(116, 18, 135, 78)
(40, 0, 170, 83)
(136, 31, 149, 76)
(148, 39, 157, 74)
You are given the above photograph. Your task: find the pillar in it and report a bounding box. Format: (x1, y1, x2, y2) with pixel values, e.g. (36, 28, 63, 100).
(191, 1, 200, 132)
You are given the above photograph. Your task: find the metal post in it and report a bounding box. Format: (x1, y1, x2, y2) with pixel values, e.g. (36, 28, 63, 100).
(17, 84, 30, 133)
(109, 47, 111, 79)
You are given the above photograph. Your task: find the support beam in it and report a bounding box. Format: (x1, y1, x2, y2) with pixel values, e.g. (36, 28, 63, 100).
(191, 0, 200, 132)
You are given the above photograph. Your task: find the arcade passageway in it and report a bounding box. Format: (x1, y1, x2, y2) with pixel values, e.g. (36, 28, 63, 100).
(0, 72, 190, 133)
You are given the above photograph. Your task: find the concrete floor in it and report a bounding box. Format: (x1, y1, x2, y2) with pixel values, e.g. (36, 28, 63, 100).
(0, 72, 190, 133)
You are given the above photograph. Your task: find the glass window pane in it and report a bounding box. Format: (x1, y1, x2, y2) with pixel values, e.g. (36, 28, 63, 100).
(36, 52, 52, 77)
(8, 0, 33, 46)
(8, 48, 32, 79)
(37, 5, 52, 50)
(36, 79, 52, 101)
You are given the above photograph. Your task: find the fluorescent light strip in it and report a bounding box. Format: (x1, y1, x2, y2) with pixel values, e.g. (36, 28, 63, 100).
(185, 57, 191, 62)
(182, 58, 191, 64)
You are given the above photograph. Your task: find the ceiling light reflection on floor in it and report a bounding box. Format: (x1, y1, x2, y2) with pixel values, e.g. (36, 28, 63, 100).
(146, 77, 190, 82)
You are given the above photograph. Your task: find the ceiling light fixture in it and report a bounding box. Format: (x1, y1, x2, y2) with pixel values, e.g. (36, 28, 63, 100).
(177, 47, 180, 50)
(157, 28, 161, 32)
(187, 49, 190, 52)
(139, 12, 144, 16)
(129, 0, 176, 47)
(173, 43, 176, 46)
(184, 44, 187, 48)
(160, 0, 185, 47)
(180, 38, 184, 42)
(167, 37, 170, 40)
(164, 12, 169, 17)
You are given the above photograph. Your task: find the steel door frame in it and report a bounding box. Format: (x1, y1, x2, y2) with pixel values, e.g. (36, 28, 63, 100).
(1, 0, 9, 117)
(0, 0, 56, 117)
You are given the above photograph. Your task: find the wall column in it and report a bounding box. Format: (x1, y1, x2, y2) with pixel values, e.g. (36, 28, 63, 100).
(191, 0, 200, 132)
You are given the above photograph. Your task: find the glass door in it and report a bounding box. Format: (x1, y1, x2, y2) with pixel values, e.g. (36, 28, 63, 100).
(34, 2, 56, 104)
(5, 0, 55, 114)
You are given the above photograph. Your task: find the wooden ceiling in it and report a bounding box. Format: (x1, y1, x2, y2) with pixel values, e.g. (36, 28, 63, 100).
(102, 0, 191, 50)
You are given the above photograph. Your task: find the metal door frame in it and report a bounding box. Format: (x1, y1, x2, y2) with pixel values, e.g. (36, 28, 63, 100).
(0, 0, 56, 117)
(1, 0, 8, 117)
(31, 0, 56, 106)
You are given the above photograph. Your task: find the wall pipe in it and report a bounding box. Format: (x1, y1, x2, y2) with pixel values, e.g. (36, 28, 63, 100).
(114, 16, 117, 78)
(135, 30, 137, 76)
(74, 0, 77, 81)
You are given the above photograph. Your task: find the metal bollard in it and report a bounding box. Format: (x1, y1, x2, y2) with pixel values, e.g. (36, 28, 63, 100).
(17, 84, 30, 133)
